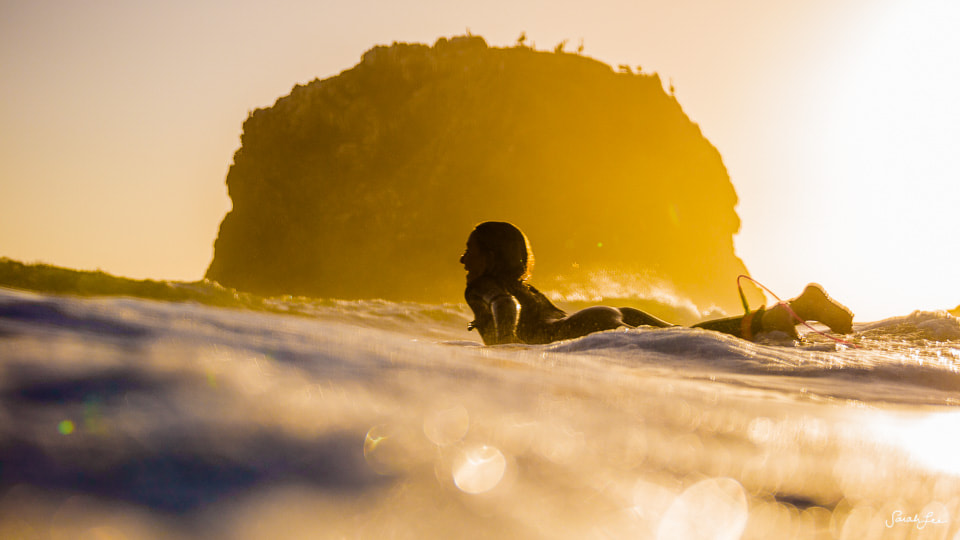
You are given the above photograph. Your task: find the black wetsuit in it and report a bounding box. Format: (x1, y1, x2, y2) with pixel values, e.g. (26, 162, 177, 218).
(465, 276, 566, 344)
(466, 276, 764, 344)
(691, 307, 766, 340)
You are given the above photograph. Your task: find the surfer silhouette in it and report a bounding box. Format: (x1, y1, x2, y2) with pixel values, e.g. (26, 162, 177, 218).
(461, 221, 854, 345)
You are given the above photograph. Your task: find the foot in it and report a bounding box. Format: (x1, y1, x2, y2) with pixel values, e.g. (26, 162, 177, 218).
(789, 283, 854, 334)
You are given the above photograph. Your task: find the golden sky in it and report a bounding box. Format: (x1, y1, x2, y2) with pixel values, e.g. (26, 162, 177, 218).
(1, 0, 957, 320)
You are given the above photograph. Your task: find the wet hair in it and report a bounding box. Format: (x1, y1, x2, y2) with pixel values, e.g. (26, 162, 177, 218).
(468, 221, 534, 281)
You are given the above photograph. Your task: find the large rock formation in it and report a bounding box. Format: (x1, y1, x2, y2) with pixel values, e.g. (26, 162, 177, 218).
(207, 35, 761, 317)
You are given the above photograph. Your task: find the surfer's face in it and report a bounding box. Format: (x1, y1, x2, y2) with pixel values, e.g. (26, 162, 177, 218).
(460, 237, 487, 283)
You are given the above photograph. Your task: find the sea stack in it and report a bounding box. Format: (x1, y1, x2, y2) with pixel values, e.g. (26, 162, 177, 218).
(207, 35, 760, 317)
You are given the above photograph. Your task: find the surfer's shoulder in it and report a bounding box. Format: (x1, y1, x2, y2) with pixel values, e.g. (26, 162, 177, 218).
(466, 276, 514, 305)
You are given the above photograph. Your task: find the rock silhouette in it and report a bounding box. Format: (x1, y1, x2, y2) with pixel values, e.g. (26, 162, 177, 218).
(207, 35, 760, 316)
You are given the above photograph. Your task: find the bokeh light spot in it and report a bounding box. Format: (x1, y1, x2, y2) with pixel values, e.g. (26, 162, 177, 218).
(363, 424, 400, 475)
(363, 423, 427, 475)
(57, 420, 75, 435)
(423, 404, 469, 446)
(656, 478, 748, 540)
(452, 445, 507, 494)
(668, 204, 680, 226)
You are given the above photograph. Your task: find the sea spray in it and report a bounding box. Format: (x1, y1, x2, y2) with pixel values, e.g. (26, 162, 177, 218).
(2, 286, 960, 537)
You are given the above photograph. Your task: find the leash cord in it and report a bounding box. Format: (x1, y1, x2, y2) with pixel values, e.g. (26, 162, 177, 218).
(737, 274, 857, 347)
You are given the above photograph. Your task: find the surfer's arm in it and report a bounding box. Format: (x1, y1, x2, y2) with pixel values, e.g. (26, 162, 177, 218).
(466, 279, 521, 345)
(489, 294, 521, 344)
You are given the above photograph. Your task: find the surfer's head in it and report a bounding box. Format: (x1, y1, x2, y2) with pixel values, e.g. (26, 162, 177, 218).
(461, 221, 534, 282)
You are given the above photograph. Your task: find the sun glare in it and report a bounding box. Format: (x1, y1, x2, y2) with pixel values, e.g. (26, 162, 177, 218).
(815, 0, 960, 318)
(870, 411, 960, 477)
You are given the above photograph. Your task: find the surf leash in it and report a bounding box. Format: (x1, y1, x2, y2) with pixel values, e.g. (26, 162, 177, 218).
(737, 274, 857, 347)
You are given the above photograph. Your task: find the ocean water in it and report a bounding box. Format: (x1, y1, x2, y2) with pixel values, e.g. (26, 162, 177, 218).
(1, 285, 960, 539)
